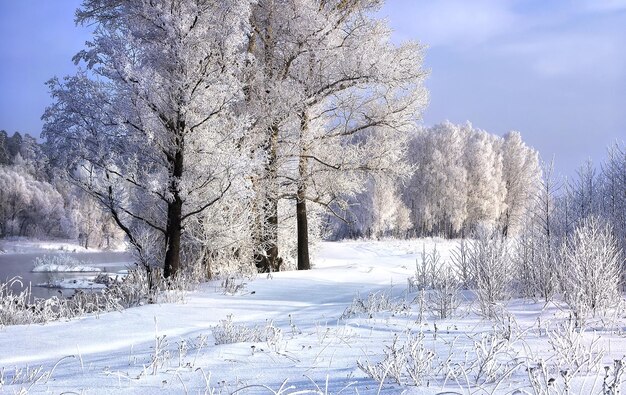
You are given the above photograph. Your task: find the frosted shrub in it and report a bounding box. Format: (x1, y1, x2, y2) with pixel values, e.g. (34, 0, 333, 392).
(451, 238, 471, 288)
(212, 315, 283, 349)
(357, 332, 435, 386)
(341, 290, 409, 319)
(409, 244, 440, 291)
(429, 266, 461, 319)
(467, 228, 511, 318)
(561, 217, 622, 320)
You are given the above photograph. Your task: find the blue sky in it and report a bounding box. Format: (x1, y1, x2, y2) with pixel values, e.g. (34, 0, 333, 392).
(0, 1, 624, 176)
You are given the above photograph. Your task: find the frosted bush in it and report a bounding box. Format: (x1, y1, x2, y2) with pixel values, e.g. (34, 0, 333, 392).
(466, 228, 511, 318)
(341, 290, 409, 319)
(212, 315, 282, 348)
(357, 332, 435, 386)
(429, 266, 461, 319)
(561, 217, 622, 320)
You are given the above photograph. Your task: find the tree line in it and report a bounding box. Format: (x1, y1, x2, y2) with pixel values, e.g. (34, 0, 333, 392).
(0, 130, 123, 247)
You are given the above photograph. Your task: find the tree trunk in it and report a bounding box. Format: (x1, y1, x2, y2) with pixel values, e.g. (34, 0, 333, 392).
(297, 184, 310, 270)
(297, 113, 310, 270)
(255, 123, 281, 272)
(163, 130, 184, 279)
(163, 196, 182, 278)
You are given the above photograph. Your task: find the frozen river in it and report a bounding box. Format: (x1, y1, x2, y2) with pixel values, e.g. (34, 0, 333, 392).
(0, 250, 134, 299)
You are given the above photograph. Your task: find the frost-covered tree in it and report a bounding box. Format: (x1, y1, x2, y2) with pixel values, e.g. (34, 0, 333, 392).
(499, 131, 541, 236)
(601, 142, 626, 263)
(334, 176, 412, 239)
(6, 132, 22, 160)
(464, 127, 506, 232)
(522, 161, 561, 301)
(43, 0, 251, 278)
(245, 0, 427, 270)
(466, 226, 511, 318)
(0, 130, 10, 165)
(567, 159, 601, 225)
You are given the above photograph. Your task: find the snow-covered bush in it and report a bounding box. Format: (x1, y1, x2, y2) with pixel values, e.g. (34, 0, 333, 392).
(561, 217, 622, 319)
(341, 290, 409, 319)
(212, 316, 282, 349)
(429, 266, 461, 319)
(466, 228, 512, 318)
(451, 238, 471, 288)
(357, 332, 435, 386)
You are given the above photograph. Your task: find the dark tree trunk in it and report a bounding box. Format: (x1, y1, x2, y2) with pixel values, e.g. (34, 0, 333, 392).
(296, 186, 310, 270)
(297, 113, 310, 270)
(163, 196, 182, 278)
(255, 123, 281, 273)
(163, 129, 184, 279)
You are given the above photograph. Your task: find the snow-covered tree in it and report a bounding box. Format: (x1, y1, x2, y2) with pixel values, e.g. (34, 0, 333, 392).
(515, 161, 562, 301)
(0, 130, 10, 165)
(601, 142, 626, 266)
(245, 0, 427, 270)
(464, 127, 506, 233)
(43, 0, 251, 278)
(499, 131, 541, 236)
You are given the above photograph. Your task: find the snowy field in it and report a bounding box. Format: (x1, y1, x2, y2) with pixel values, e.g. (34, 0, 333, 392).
(1, 239, 625, 394)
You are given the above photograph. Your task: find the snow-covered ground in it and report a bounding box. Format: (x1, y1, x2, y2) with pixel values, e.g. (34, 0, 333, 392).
(1, 239, 625, 394)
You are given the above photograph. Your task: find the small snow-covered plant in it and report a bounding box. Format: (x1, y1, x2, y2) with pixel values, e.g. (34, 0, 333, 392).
(603, 358, 626, 395)
(212, 315, 265, 345)
(409, 244, 440, 291)
(144, 317, 170, 376)
(547, 319, 603, 373)
(470, 331, 520, 385)
(263, 320, 284, 353)
(561, 217, 622, 319)
(467, 227, 511, 318)
(341, 289, 409, 319)
(451, 238, 471, 288)
(357, 331, 435, 386)
(429, 266, 461, 319)
(220, 276, 247, 295)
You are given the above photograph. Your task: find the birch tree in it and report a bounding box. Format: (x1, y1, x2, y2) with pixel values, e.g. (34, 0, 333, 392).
(499, 131, 541, 236)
